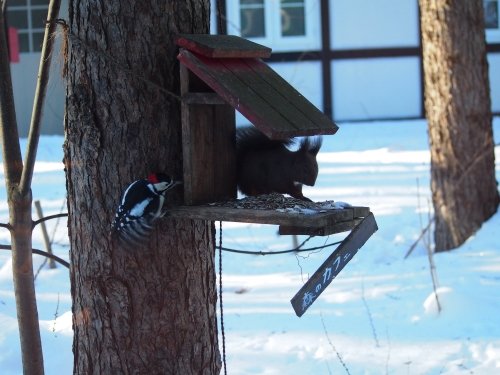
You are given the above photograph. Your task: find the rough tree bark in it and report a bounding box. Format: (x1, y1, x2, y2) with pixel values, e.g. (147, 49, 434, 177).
(64, 1, 220, 374)
(419, 0, 499, 251)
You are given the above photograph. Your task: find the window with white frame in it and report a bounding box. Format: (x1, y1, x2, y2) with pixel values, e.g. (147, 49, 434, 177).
(6, 0, 49, 53)
(485, 0, 500, 42)
(226, 0, 321, 52)
(485, 0, 499, 29)
(240, 0, 266, 37)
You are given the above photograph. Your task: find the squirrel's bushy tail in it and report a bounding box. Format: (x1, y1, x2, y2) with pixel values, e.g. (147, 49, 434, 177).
(299, 136, 323, 155)
(236, 126, 293, 155)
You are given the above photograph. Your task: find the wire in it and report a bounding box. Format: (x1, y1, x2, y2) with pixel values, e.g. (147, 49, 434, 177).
(217, 239, 342, 256)
(218, 221, 227, 375)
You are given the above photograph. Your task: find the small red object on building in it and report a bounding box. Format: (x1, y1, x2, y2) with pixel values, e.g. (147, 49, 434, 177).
(8, 27, 20, 63)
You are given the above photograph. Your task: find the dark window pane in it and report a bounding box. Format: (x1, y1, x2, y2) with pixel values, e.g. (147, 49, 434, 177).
(241, 8, 265, 37)
(241, 0, 263, 5)
(281, 6, 305, 36)
(9, 0, 27, 6)
(31, 9, 48, 29)
(18, 32, 30, 52)
(32, 32, 44, 52)
(7, 10, 28, 29)
(31, 0, 50, 5)
(484, 1, 499, 29)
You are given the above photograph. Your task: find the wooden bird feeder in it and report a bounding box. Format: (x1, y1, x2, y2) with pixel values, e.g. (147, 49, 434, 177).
(169, 34, 376, 240)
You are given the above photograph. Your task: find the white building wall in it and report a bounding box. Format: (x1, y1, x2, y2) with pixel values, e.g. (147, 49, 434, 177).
(488, 53, 500, 113)
(9, 0, 500, 134)
(329, 0, 422, 121)
(330, 0, 420, 49)
(332, 56, 421, 121)
(10, 51, 65, 137)
(9, 1, 68, 137)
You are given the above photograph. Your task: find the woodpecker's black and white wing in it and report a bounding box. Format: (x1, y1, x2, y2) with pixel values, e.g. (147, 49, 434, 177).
(111, 179, 165, 248)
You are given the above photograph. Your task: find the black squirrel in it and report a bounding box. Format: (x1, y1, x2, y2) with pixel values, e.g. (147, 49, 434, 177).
(236, 126, 322, 202)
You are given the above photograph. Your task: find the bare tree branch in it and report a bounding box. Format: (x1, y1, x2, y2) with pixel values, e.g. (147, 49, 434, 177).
(19, 0, 63, 196)
(0, 0, 23, 186)
(34, 200, 56, 268)
(32, 213, 68, 228)
(0, 244, 69, 269)
(2, 213, 68, 231)
(2, 2, 8, 44)
(404, 216, 435, 259)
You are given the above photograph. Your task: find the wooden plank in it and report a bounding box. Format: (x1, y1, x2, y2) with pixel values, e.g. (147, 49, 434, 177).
(182, 92, 226, 105)
(181, 103, 236, 205)
(352, 206, 371, 218)
(199, 51, 338, 138)
(176, 34, 272, 58)
(178, 49, 294, 139)
(279, 218, 363, 236)
(180, 65, 236, 205)
(235, 58, 338, 136)
(177, 49, 338, 139)
(291, 213, 378, 317)
(180, 64, 195, 204)
(213, 104, 237, 201)
(219, 58, 327, 136)
(168, 205, 367, 228)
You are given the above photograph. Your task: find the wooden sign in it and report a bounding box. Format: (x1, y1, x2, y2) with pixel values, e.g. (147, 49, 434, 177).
(291, 213, 378, 317)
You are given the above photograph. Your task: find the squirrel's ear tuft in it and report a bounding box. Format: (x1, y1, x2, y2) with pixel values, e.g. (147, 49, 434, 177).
(300, 136, 322, 155)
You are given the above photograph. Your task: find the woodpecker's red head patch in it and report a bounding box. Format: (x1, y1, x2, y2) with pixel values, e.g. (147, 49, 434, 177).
(147, 173, 159, 184)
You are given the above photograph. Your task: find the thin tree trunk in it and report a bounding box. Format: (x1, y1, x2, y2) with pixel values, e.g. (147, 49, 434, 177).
(419, 0, 499, 251)
(64, 1, 220, 373)
(1, 6, 44, 374)
(9, 190, 45, 374)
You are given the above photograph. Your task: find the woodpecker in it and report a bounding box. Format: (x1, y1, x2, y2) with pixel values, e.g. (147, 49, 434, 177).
(111, 173, 181, 248)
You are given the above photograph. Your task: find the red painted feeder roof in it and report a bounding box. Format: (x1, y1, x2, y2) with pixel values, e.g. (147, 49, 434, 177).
(176, 34, 338, 139)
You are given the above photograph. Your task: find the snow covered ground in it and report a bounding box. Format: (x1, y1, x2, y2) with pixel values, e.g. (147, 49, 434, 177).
(1, 118, 499, 374)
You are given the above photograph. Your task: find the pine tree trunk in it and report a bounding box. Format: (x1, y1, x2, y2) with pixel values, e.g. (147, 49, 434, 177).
(64, 1, 221, 373)
(419, 0, 499, 251)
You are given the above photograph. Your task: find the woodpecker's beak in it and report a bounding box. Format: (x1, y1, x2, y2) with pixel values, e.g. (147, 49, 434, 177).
(170, 180, 182, 190)
(163, 180, 182, 193)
